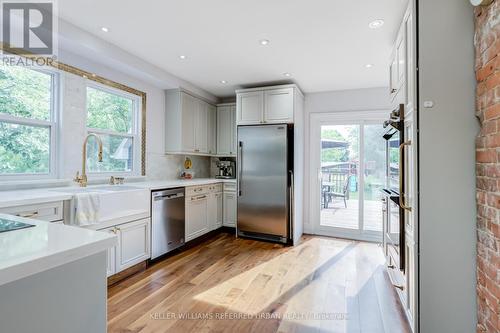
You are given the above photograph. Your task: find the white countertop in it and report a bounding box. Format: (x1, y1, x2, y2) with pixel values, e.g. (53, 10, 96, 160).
(0, 188, 73, 209)
(0, 178, 236, 209)
(130, 178, 236, 190)
(0, 214, 116, 287)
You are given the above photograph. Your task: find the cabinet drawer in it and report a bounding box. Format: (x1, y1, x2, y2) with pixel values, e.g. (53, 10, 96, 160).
(208, 183, 222, 193)
(0, 201, 64, 222)
(186, 185, 209, 196)
(223, 183, 237, 192)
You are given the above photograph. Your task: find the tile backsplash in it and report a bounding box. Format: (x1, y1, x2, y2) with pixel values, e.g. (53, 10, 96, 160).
(146, 153, 211, 180)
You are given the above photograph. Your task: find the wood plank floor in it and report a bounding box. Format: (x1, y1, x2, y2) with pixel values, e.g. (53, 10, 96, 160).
(108, 233, 411, 333)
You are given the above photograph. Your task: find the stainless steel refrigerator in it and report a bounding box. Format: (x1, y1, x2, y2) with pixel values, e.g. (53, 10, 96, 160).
(237, 124, 293, 244)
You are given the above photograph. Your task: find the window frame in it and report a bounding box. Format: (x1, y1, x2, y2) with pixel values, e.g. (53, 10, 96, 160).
(84, 81, 142, 176)
(0, 66, 59, 180)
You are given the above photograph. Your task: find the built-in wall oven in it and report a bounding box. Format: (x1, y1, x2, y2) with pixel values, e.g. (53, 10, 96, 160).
(382, 104, 405, 272)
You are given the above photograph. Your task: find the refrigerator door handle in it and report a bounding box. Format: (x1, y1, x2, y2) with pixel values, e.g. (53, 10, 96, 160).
(238, 141, 243, 196)
(289, 170, 294, 241)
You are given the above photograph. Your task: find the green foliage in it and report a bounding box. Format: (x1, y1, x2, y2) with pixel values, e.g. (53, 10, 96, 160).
(86, 87, 133, 133)
(0, 65, 51, 174)
(321, 128, 348, 163)
(86, 87, 135, 172)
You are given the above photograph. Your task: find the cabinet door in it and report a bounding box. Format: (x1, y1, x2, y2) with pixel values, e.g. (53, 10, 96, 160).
(186, 195, 209, 241)
(115, 218, 151, 272)
(230, 105, 237, 156)
(100, 227, 116, 277)
(264, 88, 294, 123)
(207, 104, 217, 155)
(216, 192, 223, 228)
(405, 11, 415, 114)
(237, 91, 264, 125)
(181, 93, 197, 152)
(207, 193, 217, 231)
(217, 106, 232, 155)
(195, 101, 208, 153)
(223, 192, 237, 227)
(389, 52, 398, 98)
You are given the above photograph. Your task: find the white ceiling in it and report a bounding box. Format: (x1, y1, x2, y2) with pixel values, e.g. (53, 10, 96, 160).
(58, 0, 408, 98)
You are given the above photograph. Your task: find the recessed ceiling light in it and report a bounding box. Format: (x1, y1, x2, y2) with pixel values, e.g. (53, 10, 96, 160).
(283, 72, 292, 77)
(179, 55, 187, 60)
(259, 39, 270, 46)
(368, 20, 384, 29)
(365, 64, 374, 68)
(101, 27, 109, 32)
(220, 80, 227, 84)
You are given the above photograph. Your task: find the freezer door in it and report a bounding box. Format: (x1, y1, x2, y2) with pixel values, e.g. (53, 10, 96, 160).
(237, 125, 288, 237)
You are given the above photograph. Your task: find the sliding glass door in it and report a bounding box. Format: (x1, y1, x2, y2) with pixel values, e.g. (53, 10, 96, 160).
(310, 113, 387, 241)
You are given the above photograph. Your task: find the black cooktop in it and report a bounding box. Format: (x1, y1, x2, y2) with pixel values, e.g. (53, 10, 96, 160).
(0, 217, 35, 233)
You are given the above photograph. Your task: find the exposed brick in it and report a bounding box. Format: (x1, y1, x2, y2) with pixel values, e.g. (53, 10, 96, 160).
(475, 1, 500, 330)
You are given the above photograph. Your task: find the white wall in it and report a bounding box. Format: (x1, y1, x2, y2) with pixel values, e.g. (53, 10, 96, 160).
(54, 20, 214, 181)
(303, 87, 391, 232)
(418, 0, 477, 331)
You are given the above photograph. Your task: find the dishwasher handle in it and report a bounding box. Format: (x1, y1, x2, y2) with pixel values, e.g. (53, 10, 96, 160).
(154, 193, 184, 201)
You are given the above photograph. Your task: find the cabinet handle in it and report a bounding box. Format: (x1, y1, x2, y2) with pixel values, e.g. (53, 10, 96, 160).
(399, 140, 412, 211)
(191, 195, 207, 201)
(17, 211, 39, 218)
(391, 88, 397, 94)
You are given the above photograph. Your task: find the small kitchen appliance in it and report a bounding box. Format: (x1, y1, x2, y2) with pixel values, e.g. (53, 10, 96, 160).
(215, 160, 235, 179)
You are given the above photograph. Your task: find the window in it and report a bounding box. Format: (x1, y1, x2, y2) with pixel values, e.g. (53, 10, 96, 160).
(85, 84, 140, 174)
(0, 65, 56, 178)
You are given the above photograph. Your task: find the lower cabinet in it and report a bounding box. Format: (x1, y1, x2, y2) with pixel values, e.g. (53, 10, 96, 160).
(185, 193, 209, 241)
(208, 191, 223, 231)
(223, 191, 237, 227)
(99, 218, 151, 277)
(185, 183, 236, 242)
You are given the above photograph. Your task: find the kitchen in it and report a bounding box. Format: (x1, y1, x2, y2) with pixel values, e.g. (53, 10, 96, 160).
(0, 0, 481, 333)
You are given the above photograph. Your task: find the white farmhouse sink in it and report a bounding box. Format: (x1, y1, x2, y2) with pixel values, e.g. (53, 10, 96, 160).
(50, 185, 150, 228)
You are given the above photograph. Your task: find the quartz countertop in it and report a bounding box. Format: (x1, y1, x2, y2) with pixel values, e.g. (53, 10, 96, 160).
(0, 178, 236, 208)
(130, 178, 237, 190)
(0, 214, 116, 287)
(0, 188, 73, 209)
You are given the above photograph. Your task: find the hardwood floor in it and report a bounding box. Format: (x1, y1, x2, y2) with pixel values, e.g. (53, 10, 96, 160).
(107, 233, 411, 333)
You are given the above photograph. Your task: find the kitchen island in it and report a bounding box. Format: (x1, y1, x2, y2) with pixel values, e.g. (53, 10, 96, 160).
(0, 214, 116, 333)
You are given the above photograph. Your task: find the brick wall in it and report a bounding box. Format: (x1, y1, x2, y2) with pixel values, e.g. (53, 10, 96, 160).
(475, 1, 500, 332)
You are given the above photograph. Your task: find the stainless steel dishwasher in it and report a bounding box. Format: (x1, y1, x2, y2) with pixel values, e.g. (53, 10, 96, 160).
(151, 188, 185, 259)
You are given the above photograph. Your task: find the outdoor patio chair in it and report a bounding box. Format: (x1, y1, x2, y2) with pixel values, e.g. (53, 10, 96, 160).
(323, 175, 353, 209)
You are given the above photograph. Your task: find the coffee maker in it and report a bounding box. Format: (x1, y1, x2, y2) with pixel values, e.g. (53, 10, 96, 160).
(216, 160, 236, 179)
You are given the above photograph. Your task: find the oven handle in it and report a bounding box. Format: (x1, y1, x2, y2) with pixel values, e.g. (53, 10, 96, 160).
(399, 140, 412, 211)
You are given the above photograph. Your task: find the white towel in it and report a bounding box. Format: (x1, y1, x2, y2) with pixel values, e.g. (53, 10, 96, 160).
(74, 192, 101, 226)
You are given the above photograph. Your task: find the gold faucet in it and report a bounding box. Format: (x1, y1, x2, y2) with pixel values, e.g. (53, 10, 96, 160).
(74, 133, 103, 187)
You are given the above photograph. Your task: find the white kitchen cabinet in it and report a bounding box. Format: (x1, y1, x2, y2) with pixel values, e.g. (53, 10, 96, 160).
(264, 88, 294, 123)
(207, 104, 217, 155)
(0, 201, 64, 223)
(181, 93, 197, 152)
(223, 191, 237, 227)
(236, 85, 302, 125)
(186, 193, 209, 241)
(101, 227, 117, 277)
(195, 102, 209, 154)
(208, 191, 223, 231)
(217, 103, 236, 156)
(165, 89, 217, 155)
(236, 91, 264, 125)
(115, 218, 151, 272)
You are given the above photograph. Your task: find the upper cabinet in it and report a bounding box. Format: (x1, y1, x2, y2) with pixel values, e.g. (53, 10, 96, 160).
(165, 89, 217, 155)
(236, 91, 264, 124)
(236, 85, 303, 125)
(217, 103, 236, 156)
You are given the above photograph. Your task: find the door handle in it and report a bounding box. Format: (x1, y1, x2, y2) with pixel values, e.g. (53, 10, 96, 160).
(238, 141, 243, 196)
(399, 140, 412, 211)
